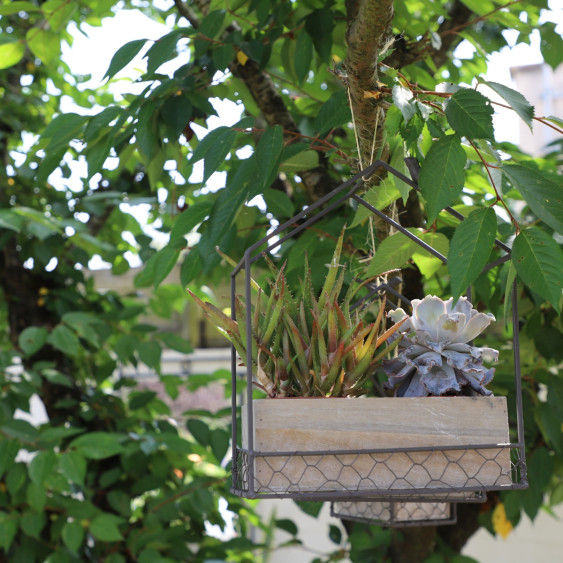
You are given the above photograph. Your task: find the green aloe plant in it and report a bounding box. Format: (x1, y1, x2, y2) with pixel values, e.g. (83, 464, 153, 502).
(188, 232, 406, 397)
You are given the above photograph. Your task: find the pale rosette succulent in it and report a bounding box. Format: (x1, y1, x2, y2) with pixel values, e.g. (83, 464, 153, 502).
(382, 295, 498, 397)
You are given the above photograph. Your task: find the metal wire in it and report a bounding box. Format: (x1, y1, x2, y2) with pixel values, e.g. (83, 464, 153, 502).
(330, 500, 457, 527)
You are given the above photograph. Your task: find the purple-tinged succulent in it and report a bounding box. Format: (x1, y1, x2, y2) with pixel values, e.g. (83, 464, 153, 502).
(382, 295, 498, 397)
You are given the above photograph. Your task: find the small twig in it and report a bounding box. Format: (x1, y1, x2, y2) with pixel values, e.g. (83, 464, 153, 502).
(533, 117, 563, 135)
(173, 0, 201, 27)
(439, 0, 524, 39)
(468, 139, 520, 232)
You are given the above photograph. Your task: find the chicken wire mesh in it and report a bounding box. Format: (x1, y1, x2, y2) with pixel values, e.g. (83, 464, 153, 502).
(330, 500, 457, 527)
(229, 160, 528, 501)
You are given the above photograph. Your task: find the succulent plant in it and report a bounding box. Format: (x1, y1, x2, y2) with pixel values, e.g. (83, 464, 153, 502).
(188, 232, 406, 398)
(381, 295, 498, 397)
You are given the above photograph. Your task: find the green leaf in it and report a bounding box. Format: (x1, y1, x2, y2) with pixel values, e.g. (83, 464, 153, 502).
(200, 128, 237, 183)
(138, 341, 162, 371)
(366, 231, 417, 277)
(160, 94, 193, 134)
(280, 150, 319, 172)
(89, 514, 124, 542)
(62, 312, 103, 348)
(153, 246, 181, 289)
(512, 228, 563, 312)
(26, 28, 60, 66)
(419, 135, 467, 221)
(187, 418, 209, 446)
(26, 482, 46, 512)
(305, 8, 334, 62)
(70, 432, 125, 459)
(389, 142, 411, 202)
(412, 232, 449, 277)
(180, 250, 203, 286)
(21, 511, 46, 539)
(85, 106, 122, 142)
(448, 208, 497, 300)
(209, 428, 229, 462)
(0, 512, 19, 551)
(352, 179, 401, 227)
(191, 126, 229, 163)
(129, 390, 157, 410)
(329, 524, 342, 544)
(62, 519, 85, 552)
(0, 2, 41, 15)
(314, 90, 351, 136)
(43, 0, 77, 31)
(540, 22, 563, 70)
(48, 324, 80, 356)
(18, 326, 48, 356)
(29, 450, 57, 485)
(477, 79, 534, 131)
(170, 201, 213, 241)
(157, 332, 193, 353)
(445, 89, 494, 140)
(0, 41, 25, 69)
(145, 30, 181, 75)
(107, 490, 132, 517)
(276, 518, 298, 536)
(59, 451, 87, 486)
(1, 419, 38, 443)
(392, 85, 416, 122)
(255, 125, 283, 188)
(41, 112, 88, 153)
(0, 441, 20, 478)
(294, 32, 313, 83)
(85, 135, 113, 179)
(104, 39, 148, 81)
(295, 501, 324, 517)
(0, 209, 24, 232)
(263, 189, 294, 218)
(504, 164, 563, 234)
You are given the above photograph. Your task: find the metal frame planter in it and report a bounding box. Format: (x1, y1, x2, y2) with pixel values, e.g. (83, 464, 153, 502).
(330, 500, 457, 527)
(230, 160, 528, 501)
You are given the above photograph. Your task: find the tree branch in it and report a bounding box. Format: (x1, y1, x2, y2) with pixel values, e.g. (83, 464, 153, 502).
(384, 0, 472, 71)
(345, 0, 394, 169)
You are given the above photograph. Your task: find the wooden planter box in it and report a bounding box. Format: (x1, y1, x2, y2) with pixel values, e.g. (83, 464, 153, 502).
(241, 397, 511, 495)
(331, 500, 456, 526)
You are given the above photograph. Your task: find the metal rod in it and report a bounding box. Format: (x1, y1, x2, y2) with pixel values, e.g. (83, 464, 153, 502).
(236, 441, 517, 457)
(481, 254, 511, 274)
(352, 194, 448, 263)
(230, 160, 386, 276)
(232, 481, 528, 501)
(230, 275, 238, 489)
(511, 279, 528, 483)
(243, 249, 255, 495)
(252, 183, 365, 264)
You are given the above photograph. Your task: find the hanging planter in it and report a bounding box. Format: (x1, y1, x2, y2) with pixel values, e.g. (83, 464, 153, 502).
(240, 396, 510, 495)
(191, 161, 528, 501)
(330, 500, 457, 527)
